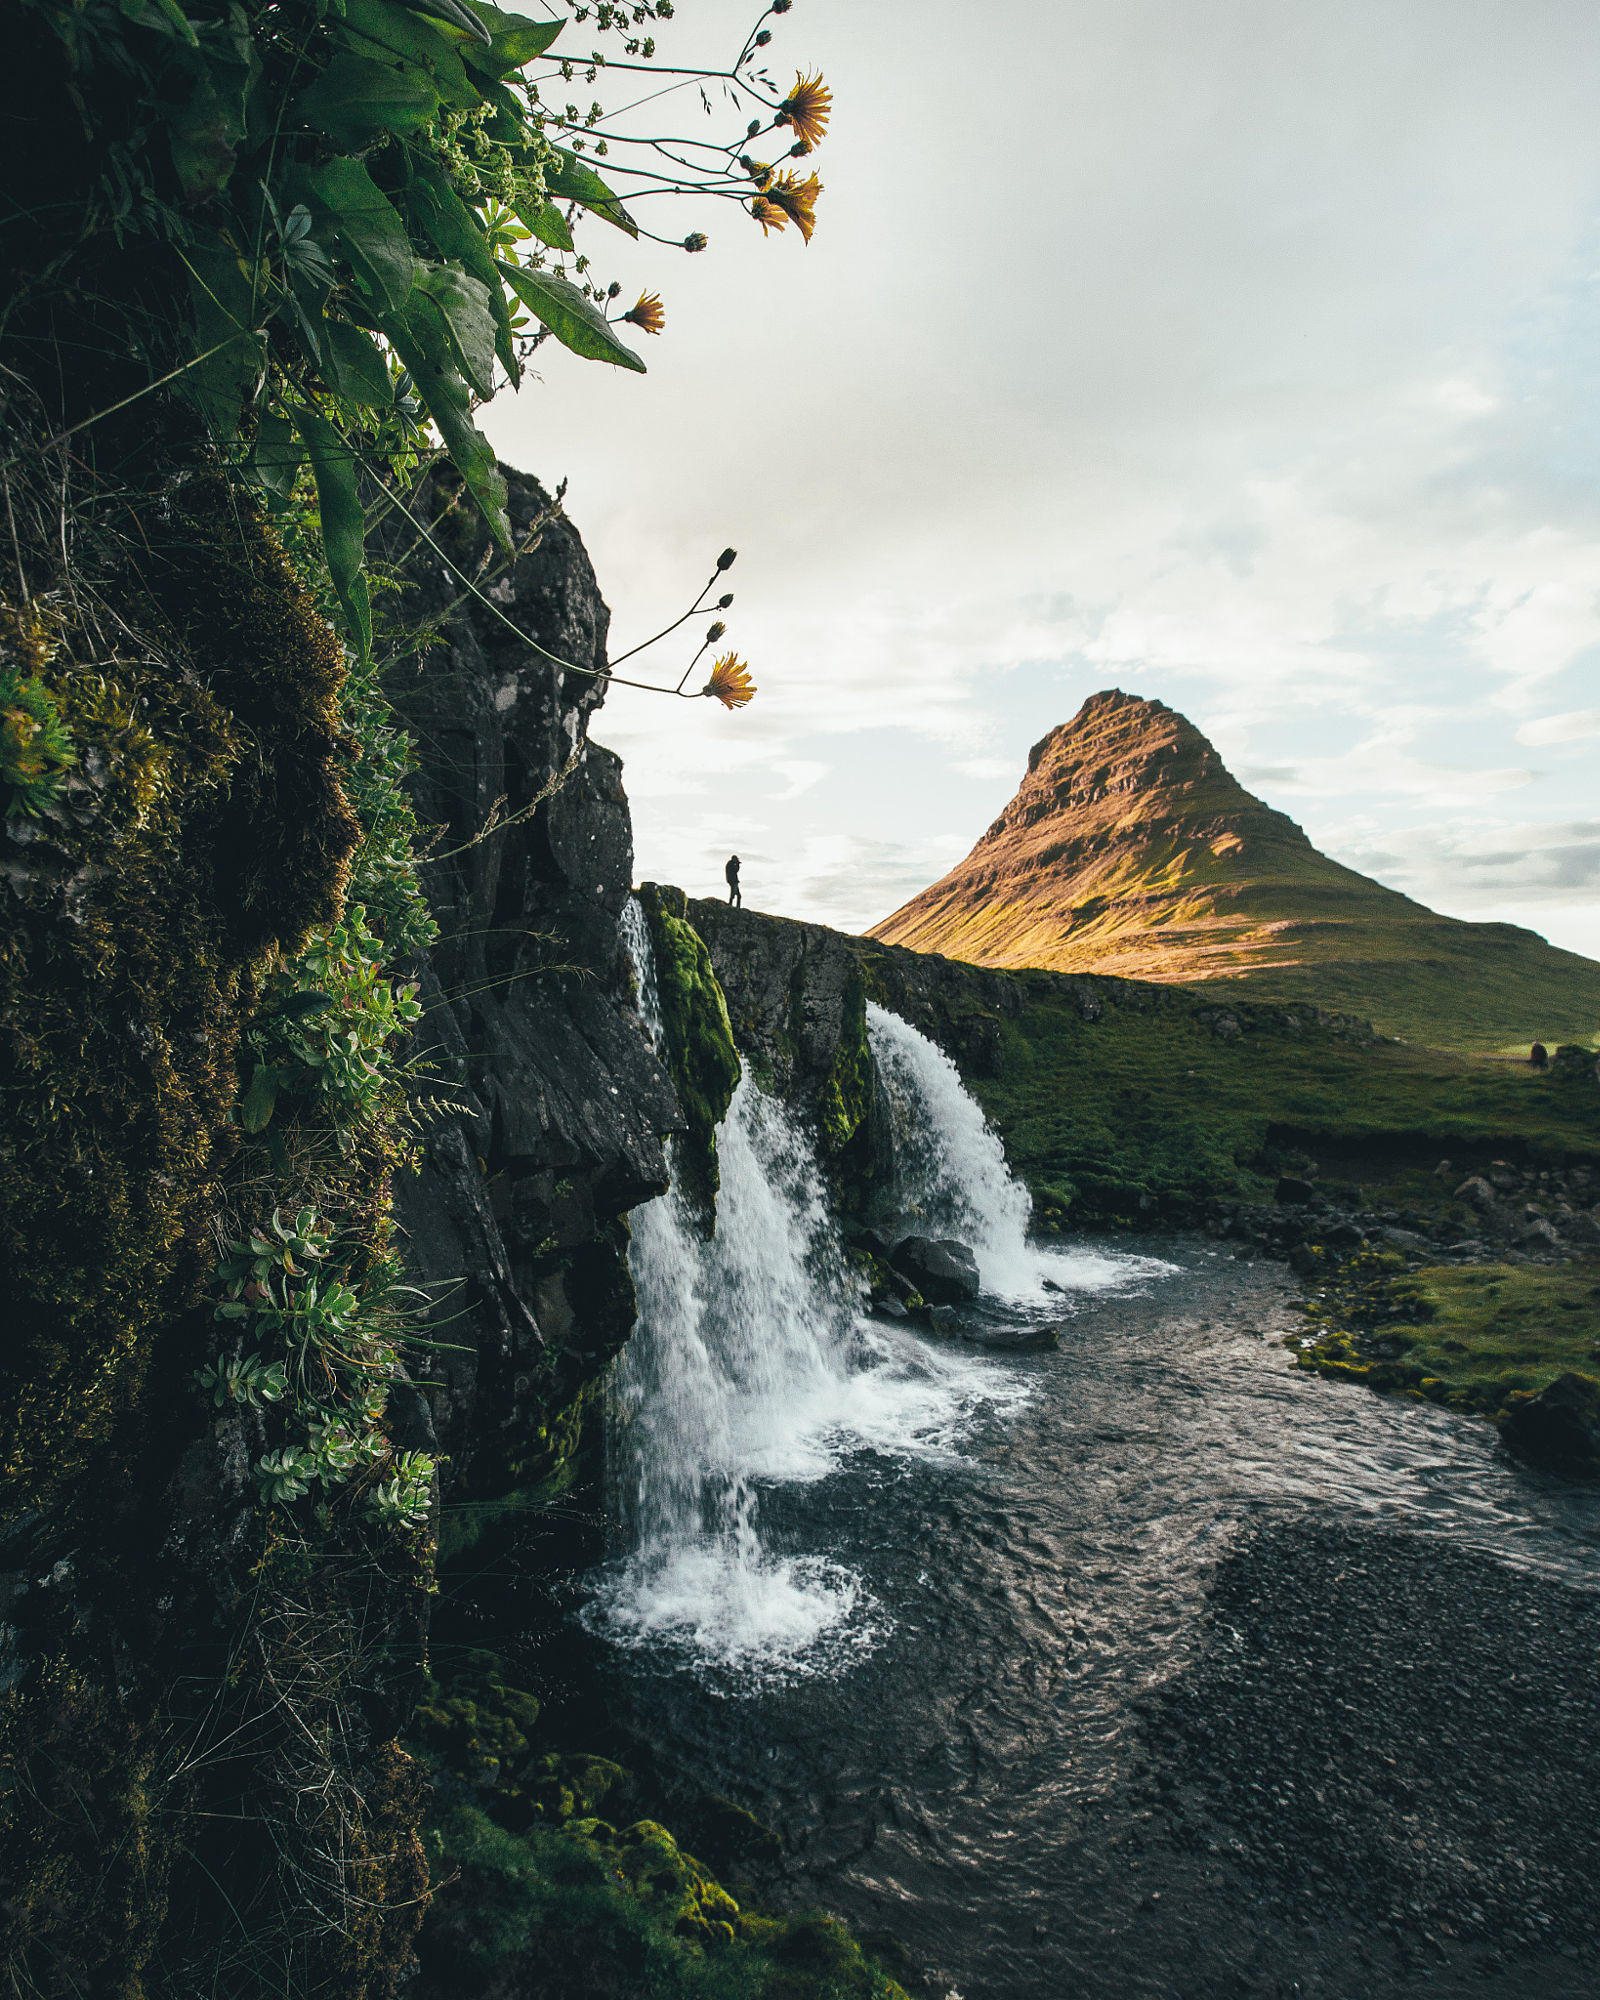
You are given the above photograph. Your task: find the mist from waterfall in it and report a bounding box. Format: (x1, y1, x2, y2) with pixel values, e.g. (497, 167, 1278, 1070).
(590, 908, 1138, 1678)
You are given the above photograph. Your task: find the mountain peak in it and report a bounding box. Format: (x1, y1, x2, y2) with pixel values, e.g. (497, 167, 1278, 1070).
(868, 690, 1600, 1050)
(975, 689, 1311, 861)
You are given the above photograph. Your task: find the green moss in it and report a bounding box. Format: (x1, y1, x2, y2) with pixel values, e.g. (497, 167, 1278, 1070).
(0, 605, 76, 816)
(0, 1661, 167, 1999)
(0, 483, 430, 1999)
(420, 1804, 913, 2000)
(815, 972, 872, 1156)
(1291, 1252, 1600, 1432)
(638, 884, 741, 1212)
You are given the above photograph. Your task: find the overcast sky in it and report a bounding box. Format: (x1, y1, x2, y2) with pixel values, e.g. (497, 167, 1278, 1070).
(490, 0, 1600, 961)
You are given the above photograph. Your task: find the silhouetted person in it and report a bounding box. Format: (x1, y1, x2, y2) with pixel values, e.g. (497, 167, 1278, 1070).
(725, 854, 741, 907)
(1530, 1041, 1548, 1069)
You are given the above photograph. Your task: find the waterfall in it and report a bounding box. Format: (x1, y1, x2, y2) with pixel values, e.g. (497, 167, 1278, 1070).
(591, 912, 1039, 1677)
(866, 1001, 1039, 1297)
(594, 902, 871, 1673)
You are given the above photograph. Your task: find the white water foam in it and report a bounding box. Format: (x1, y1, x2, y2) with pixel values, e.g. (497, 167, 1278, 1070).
(867, 1003, 1177, 1302)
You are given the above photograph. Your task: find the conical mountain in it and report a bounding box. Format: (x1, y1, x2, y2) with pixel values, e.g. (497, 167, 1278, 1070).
(869, 689, 1600, 1052)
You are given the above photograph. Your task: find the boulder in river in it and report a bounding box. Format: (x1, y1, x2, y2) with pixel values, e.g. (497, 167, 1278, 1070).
(968, 1320, 1062, 1352)
(1499, 1372, 1600, 1476)
(921, 1306, 1061, 1351)
(889, 1233, 981, 1303)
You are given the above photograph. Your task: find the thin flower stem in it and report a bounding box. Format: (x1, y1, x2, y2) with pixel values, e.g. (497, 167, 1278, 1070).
(607, 569, 723, 665)
(379, 481, 713, 698)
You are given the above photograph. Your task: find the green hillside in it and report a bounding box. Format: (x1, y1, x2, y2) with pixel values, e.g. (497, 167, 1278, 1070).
(965, 973, 1600, 1228)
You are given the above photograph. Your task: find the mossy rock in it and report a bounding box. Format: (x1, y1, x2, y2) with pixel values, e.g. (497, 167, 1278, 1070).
(419, 1804, 914, 1999)
(413, 1651, 543, 1790)
(0, 487, 358, 1520)
(638, 884, 740, 1214)
(815, 971, 872, 1156)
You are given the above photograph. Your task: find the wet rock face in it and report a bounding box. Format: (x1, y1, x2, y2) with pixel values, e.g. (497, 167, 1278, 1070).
(385, 469, 676, 1498)
(888, 1234, 981, 1305)
(687, 898, 868, 1104)
(1500, 1373, 1600, 1475)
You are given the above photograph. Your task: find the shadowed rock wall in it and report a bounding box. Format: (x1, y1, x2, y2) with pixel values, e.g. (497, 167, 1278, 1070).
(385, 470, 678, 1506)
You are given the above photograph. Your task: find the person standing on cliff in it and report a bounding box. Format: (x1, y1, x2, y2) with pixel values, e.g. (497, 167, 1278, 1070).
(725, 855, 742, 907)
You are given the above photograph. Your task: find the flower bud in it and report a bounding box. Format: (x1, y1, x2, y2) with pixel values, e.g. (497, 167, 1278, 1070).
(717, 592, 733, 608)
(706, 621, 726, 643)
(716, 547, 738, 570)
(747, 119, 761, 136)
(754, 28, 771, 44)
(772, 0, 791, 11)
(683, 232, 707, 252)
(607, 279, 621, 297)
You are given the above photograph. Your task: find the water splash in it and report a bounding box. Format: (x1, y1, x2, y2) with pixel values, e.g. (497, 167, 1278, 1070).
(594, 903, 875, 1677)
(866, 1001, 1038, 1295)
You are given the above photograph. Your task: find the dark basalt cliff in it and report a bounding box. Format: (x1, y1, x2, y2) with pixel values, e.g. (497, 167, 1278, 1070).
(383, 471, 676, 1506)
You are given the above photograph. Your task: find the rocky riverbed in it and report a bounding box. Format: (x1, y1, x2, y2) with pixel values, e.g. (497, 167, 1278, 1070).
(1138, 1517, 1600, 1994)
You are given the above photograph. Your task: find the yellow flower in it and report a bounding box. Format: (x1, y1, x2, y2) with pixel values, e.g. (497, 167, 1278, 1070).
(777, 70, 832, 151)
(622, 291, 665, 335)
(766, 169, 821, 244)
(749, 195, 787, 236)
(703, 654, 756, 709)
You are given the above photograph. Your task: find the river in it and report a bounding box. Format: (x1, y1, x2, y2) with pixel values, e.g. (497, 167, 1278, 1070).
(582, 917, 1600, 1998)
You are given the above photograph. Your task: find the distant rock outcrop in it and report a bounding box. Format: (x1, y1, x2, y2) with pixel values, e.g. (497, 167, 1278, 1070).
(868, 689, 1600, 1052)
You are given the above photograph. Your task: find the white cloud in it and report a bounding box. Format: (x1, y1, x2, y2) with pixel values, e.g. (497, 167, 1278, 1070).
(1517, 707, 1600, 745)
(481, 0, 1600, 960)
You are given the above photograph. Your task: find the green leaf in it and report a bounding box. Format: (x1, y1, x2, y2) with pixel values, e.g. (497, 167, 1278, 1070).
(381, 294, 511, 547)
(462, 3, 563, 77)
(247, 412, 304, 502)
(516, 199, 573, 252)
(394, 0, 493, 46)
(278, 989, 338, 1019)
(406, 161, 518, 378)
(240, 1064, 280, 1133)
(336, 0, 478, 110)
(323, 319, 394, 407)
(307, 157, 419, 314)
(291, 405, 374, 658)
(119, 0, 199, 46)
(298, 54, 439, 146)
(416, 265, 499, 397)
(496, 261, 644, 372)
(544, 148, 637, 237)
(183, 240, 266, 439)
